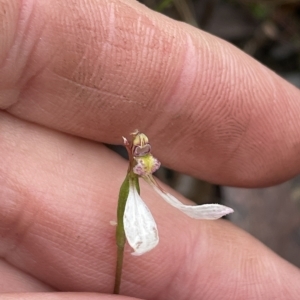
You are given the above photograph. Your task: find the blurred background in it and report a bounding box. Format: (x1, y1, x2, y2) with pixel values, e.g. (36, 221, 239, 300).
(138, 0, 300, 267)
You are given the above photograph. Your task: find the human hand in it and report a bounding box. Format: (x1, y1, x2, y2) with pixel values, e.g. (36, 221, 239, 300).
(1, 0, 300, 299)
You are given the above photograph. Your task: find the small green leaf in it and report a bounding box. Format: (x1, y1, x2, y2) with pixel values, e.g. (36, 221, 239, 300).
(114, 174, 130, 294)
(116, 175, 130, 247)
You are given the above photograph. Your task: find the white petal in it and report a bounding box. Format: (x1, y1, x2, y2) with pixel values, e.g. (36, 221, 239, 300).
(124, 181, 159, 255)
(152, 185, 234, 220)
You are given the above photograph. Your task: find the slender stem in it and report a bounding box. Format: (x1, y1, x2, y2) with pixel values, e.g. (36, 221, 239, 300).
(113, 175, 130, 294)
(114, 236, 125, 294)
(113, 134, 140, 294)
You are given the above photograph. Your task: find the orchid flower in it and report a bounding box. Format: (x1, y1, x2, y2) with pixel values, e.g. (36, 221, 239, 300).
(113, 130, 233, 294)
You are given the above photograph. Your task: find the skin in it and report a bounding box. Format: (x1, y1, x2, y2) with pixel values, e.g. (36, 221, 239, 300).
(0, 0, 300, 299)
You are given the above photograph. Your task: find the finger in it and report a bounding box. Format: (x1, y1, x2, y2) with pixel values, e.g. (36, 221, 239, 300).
(1, 0, 300, 187)
(1, 113, 300, 299)
(0, 293, 140, 300)
(0, 259, 53, 293)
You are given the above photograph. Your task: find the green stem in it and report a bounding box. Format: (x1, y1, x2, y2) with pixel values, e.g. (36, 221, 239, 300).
(113, 175, 130, 294)
(113, 173, 140, 294)
(114, 239, 125, 294)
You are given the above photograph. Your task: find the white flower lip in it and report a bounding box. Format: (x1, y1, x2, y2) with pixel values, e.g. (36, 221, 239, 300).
(123, 180, 159, 256)
(153, 185, 233, 219)
(131, 153, 233, 220)
(143, 175, 234, 220)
